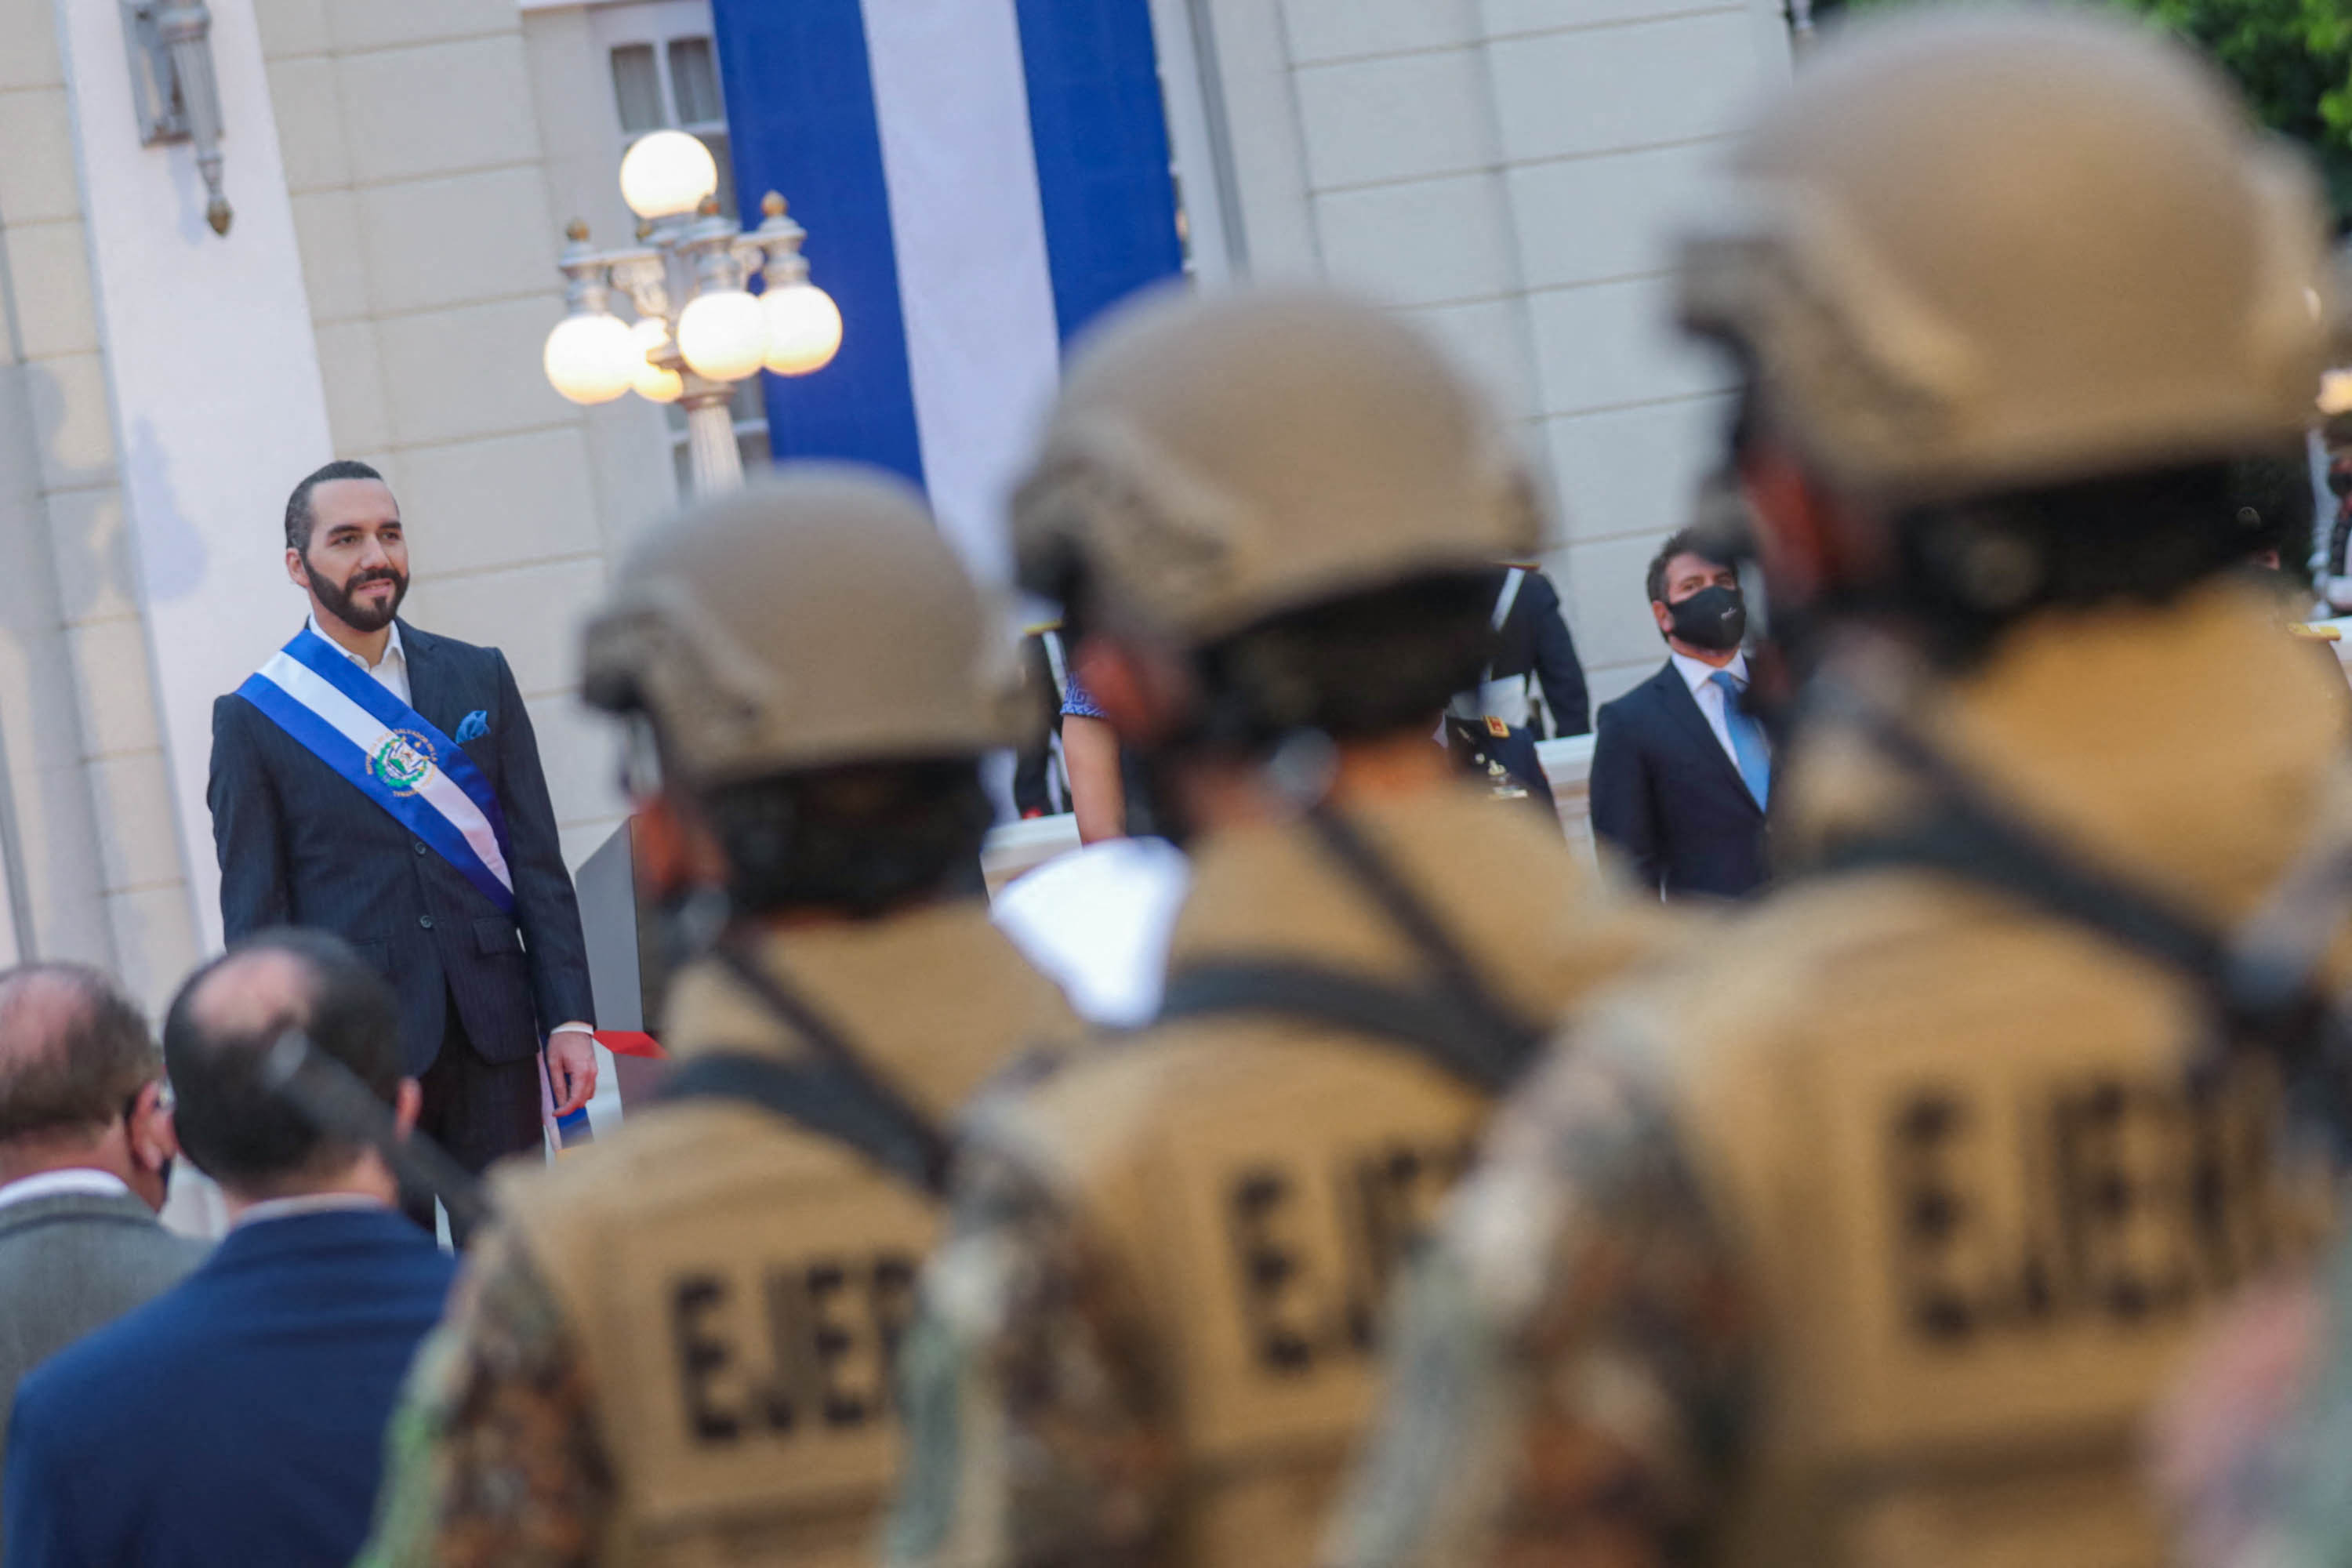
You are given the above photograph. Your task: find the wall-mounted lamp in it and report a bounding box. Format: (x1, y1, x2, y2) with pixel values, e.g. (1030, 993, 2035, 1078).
(123, 0, 231, 235)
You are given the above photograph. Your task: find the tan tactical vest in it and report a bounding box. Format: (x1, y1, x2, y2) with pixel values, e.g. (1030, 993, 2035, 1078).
(988, 786, 1672, 1568)
(1642, 582, 2349, 1568)
(497, 902, 1081, 1568)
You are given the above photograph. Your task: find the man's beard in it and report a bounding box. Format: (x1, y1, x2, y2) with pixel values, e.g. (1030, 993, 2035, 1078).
(310, 560, 408, 633)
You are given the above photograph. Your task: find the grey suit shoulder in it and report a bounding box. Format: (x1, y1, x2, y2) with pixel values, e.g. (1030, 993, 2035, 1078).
(0, 1192, 207, 1434)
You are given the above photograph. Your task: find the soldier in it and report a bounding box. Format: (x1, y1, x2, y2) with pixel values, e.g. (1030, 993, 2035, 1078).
(883, 288, 1669, 1568)
(1330, 10, 2352, 1568)
(355, 466, 1080, 1566)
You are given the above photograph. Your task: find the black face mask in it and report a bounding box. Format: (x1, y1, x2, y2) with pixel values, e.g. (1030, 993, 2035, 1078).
(1667, 583, 1747, 651)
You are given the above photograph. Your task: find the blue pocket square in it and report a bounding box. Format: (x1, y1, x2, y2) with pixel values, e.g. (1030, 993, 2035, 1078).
(454, 710, 489, 743)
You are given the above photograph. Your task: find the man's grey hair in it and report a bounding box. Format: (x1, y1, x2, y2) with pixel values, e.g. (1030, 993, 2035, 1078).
(0, 964, 158, 1145)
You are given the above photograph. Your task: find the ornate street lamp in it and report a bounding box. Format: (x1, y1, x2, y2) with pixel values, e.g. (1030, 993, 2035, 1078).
(543, 130, 844, 495)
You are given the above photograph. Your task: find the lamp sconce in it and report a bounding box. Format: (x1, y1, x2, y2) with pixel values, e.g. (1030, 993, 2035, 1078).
(123, 0, 232, 235)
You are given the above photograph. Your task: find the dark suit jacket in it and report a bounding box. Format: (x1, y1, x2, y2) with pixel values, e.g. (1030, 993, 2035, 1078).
(0, 1189, 207, 1544)
(1489, 568, 1592, 737)
(1589, 660, 1769, 898)
(2, 1208, 457, 1568)
(208, 620, 594, 1074)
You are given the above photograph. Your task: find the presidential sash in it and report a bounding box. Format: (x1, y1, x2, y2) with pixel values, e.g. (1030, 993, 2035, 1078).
(236, 627, 517, 914)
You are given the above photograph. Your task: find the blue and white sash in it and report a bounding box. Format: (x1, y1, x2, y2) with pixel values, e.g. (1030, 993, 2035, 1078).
(236, 628, 516, 914)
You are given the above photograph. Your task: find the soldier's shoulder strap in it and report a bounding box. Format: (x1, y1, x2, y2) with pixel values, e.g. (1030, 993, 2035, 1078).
(1813, 685, 2352, 1134)
(1138, 791, 1544, 1094)
(660, 939, 953, 1196)
(661, 1051, 949, 1196)
(1156, 959, 1536, 1094)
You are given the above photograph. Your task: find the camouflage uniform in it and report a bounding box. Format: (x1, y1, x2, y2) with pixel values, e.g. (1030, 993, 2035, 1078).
(891, 787, 1667, 1568)
(358, 470, 1080, 1568)
(1333, 11, 2350, 1567)
(1340, 589, 2347, 1568)
(884, 289, 1673, 1568)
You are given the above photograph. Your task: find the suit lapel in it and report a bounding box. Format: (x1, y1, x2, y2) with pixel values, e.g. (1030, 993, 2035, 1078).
(399, 622, 495, 771)
(1653, 663, 1761, 815)
(397, 619, 448, 731)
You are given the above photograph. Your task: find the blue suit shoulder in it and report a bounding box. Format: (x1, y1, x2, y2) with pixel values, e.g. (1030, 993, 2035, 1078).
(17, 1212, 453, 1387)
(395, 620, 506, 672)
(7, 1211, 457, 1563)
(1599, 664, 1680, 720)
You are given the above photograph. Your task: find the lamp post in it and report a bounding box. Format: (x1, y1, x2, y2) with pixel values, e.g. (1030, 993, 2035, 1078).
(543, 130, 844, 495)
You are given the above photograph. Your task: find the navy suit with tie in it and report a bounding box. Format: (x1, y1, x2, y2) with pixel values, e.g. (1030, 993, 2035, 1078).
(1588, 659, 1770, 898)
(207, 619, 593, 1186)
(2, 1208, 456, 1568)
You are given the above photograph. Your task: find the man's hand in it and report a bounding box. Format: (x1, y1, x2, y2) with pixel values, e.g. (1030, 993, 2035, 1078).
(546, 1029, 599, 1116)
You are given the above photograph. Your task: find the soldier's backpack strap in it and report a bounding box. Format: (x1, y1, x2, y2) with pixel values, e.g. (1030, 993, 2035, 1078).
(1156, 960, 1534, 1094)
(660, 940, 953, 1196)
(1154, 803, 1544, 1094)
(1812, 687, 2352, 1137)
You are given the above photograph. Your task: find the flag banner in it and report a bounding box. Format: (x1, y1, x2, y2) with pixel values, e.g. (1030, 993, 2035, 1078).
(710, 0, 1183, 578)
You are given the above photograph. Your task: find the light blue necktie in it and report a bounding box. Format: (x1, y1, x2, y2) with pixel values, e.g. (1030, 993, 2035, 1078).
(1708, 670, 1771, 810)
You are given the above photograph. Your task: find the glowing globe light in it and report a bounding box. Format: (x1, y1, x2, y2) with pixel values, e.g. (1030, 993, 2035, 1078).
(629, 318, 683, 404)
(542, 312, 637, 405)
(619, 130, 719, 221)
(2322, 368, 2352, 418)
(760, 282, 844, 376)
(675, 289, 769, 382)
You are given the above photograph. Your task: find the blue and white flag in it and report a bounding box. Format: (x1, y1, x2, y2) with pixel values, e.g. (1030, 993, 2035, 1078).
(235, 627, 517, 914)
(710, 0, 1186, 581)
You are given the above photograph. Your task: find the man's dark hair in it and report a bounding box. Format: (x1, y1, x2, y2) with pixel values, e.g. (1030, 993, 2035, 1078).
(698, 758, 995, 919)
(1187, 572, 1499, 755)
(0, 964, 157, 1145)
(163, 928, 401, 1190)
(1646, 527, 1727, 606)
(1888, 459, 2252, 666)
(283, 459, 385, 556)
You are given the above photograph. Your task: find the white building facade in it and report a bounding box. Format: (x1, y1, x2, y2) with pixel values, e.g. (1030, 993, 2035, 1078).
(0, 0, 1793, 1010)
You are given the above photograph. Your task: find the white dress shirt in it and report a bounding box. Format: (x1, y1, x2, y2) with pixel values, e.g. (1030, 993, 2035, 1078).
(0, 1167, 132, 1213)
(1668, 648, 1766, 770)
(308, 613, 409, 703)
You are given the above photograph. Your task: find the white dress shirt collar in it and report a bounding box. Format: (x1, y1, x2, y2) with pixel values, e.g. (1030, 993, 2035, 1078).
(232, 1192, 391, 1229)
(307, 614, 408, 702)
(1669, 646, 1748, 695)
(0, 1167, 133, 1213)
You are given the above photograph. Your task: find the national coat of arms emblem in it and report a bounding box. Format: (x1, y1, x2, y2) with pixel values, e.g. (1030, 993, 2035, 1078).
(368, 729, 437, 796)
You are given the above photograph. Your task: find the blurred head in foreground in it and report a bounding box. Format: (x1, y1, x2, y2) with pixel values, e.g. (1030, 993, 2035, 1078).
(1012, 286, 1544, 837)
(583, 465, 1021, 926)
(1679, 5, 2336, 670)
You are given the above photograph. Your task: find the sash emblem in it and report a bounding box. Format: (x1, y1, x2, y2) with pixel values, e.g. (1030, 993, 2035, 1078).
(237, 626, 516, 914)
(369, 728, 437, 796)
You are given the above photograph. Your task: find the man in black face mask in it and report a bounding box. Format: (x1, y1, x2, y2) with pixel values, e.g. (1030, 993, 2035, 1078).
(1587, 507, 1772, 898)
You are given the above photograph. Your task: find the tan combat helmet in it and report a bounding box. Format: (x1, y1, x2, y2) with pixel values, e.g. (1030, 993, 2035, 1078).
(1679, 5, 2336, 506)
(582, 463, 1024, 788)
(1012, 286, 1543, 647)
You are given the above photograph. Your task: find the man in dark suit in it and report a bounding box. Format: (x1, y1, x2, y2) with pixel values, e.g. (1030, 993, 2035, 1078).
(207, 459, 595, 1236)
(0, 964, 205, 1544)
(2, 930, 458, 1568)
(1588, 525, 1771, 898)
